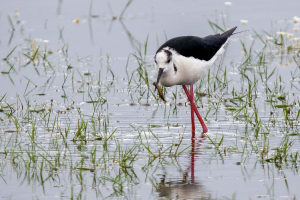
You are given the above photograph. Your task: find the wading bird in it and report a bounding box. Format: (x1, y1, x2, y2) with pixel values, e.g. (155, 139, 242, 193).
(154, 27, 237, 134)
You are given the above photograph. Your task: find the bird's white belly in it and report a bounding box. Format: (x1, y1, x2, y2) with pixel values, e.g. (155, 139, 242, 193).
(176, 65, 203, 85)
(160, 55, 212, 87)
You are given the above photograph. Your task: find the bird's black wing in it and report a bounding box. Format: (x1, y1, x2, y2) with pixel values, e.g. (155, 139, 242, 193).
(156, 27, 237, 61)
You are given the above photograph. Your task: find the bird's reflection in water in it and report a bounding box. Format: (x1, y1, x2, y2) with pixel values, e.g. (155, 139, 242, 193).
(157, 176, 213, 199)
(157, 134, 214, 200)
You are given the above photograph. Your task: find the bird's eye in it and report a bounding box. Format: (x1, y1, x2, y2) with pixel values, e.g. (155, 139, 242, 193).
(166, 59, 171, 63)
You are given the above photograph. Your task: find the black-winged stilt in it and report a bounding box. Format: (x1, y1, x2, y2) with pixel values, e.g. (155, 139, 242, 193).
(154, 27, 237, 134)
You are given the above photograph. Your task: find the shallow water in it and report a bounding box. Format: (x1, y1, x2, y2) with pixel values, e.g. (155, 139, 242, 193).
(1, 0, 300, 199)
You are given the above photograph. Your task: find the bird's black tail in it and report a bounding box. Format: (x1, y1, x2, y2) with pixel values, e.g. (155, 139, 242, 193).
(221, 27, 237, 38)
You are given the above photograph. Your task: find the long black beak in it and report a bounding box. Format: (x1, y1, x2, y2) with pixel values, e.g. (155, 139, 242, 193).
(154, 68, 164, 92)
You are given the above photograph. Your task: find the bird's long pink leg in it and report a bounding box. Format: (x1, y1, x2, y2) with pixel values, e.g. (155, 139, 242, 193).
(190, 85, 196, 137)
(182, 85, 208, 133)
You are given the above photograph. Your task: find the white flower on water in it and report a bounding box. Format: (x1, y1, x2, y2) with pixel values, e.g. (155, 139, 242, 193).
(294, 27, 299, 33)
(73, 18, 80, 24)
(294, 16, 300, 23)
(276, 32, 285, 36)
(44, 40, 49, 44)
(287, 33, 293, 38)
(14, 9, 20, 19)
(224, 2, 232, 6)
(266, 37, 273, 41)
(240, 20, 248, 25)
